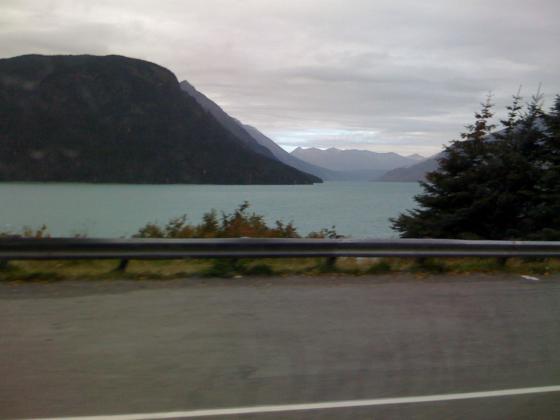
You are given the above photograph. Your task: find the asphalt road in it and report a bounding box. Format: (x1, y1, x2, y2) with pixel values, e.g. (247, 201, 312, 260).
(1, 274, 560, 419)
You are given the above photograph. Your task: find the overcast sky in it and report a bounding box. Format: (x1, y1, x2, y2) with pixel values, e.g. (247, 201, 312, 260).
(1, 0, 559, 155)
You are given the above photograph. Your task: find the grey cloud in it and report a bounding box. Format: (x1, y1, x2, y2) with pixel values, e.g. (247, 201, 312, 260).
(1, 0, 559, 155)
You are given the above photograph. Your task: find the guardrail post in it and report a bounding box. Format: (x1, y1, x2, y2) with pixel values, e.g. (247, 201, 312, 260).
(496, 257, 509, 266)
(116, 259, 129, 272)
(325, 256, 337, 270)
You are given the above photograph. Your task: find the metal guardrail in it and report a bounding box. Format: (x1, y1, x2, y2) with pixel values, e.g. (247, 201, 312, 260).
(0, 237, 560, 260)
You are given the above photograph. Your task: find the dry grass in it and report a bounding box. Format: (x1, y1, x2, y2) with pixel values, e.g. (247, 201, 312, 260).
(1, 256, 560, 281)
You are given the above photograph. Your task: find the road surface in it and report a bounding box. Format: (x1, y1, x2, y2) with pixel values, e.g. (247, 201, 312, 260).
(1, 274, 560, 419)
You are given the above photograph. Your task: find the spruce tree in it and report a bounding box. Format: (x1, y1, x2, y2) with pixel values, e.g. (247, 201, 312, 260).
(529, 95, 560, 239)
(499, 89, 523, 140)
(391, 96, 498, 238)
(484, 92, 542, 238)
(391, 91, 558, 240)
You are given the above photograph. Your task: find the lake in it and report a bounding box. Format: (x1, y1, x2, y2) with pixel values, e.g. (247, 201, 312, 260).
(0, 182, 421, 238)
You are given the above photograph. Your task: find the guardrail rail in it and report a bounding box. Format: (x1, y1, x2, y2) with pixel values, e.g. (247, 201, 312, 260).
(0, 237, 559, 261)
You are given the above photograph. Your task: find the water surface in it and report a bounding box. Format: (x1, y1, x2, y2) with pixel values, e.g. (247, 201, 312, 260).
(0, 182, 421, 238)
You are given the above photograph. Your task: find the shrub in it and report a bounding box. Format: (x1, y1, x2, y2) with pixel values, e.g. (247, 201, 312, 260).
(135, 202, 341, 239)
(0, 225, 50, 238)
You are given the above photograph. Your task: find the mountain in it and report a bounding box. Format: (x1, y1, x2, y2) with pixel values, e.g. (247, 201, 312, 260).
(179, 81, 419, 182)
(291, 147, 419, 179)
(378, 154, 441, 182)
(377, 125, 538, 182)
(179, 80, 276, 160)
(241, 125, 346, 180)
(406, 153, 426, 161)
(0, 54, 320, 184)
(179, 80, 333, 181)
(244, 127, 398, 180)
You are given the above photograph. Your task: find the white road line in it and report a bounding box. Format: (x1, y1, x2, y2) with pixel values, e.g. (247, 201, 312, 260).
(27, 385, 560, 420)
(521, 275, 540, 281)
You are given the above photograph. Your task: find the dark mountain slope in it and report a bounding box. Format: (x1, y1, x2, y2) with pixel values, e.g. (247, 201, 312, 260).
(0, 54, 320, 184)
(378, 154, 440, 182)
(179, 80, 394, 181)
(179, 80, 276, 160)
(241, 125, 345, 180)
(179, 81, 329, 181)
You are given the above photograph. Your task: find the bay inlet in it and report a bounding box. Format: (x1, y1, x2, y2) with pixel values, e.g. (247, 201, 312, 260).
(1, 182, 420, 238)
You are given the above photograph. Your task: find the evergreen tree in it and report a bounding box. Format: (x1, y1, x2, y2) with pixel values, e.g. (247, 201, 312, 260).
(485, 92, 544, 238)
(499, 89, 523, 140)
(529, 95, 560, 239)
(391, 92, 556, 240)
(391, 96, 499, 238)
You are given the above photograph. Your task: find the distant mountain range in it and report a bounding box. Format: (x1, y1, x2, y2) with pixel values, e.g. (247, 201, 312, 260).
(180, 81, 400, 181)
(179, 81, 435, 182)
(0, 54, 320, 184)
(239, 125, 343, 181)
(406, 154, 426, 161)
(378, 154, 440, 181)
(291, 147, 423, 180)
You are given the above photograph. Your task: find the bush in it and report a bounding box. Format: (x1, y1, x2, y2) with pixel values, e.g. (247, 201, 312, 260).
(0, 225, 50, 238)
(203, 259, 239, 278)
(135, 202, 340, 239)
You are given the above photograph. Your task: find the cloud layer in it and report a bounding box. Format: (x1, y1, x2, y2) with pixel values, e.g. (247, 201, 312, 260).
(2, 0, 559, 155)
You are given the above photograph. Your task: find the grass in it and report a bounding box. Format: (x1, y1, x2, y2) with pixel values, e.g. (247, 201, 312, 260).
(1, 256, 560, 282)
(411, 258, 449, 274)
(365, 260, 393, 274)
(6, 205, 556, 281)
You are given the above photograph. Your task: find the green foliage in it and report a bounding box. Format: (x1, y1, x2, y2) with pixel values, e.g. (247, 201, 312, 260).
(243, 263, 274, 276)
(412, 258, 448, 274)
(201, 258, 275, 278)
(315, 257, 339, 273)
(392, 92, 560, 240)
(6, 256, 560, 282)
(203, 259, 239, 278)
(366, 260, 392, 274)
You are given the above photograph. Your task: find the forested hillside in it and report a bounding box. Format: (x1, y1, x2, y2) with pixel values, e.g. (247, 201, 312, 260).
(0, 54, 320, 184)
